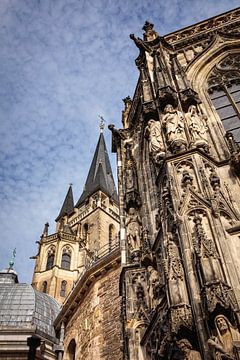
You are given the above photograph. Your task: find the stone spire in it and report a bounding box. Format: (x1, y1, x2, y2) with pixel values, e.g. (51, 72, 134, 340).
(76, 133, 118, 207)
(55, 184, 74, 222)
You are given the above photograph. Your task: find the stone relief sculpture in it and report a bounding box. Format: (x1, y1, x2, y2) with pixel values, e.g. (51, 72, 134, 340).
(126, 207, 142, 253)
(162, 104, 187, 153)
(145, 119, 166, 163)
(185, 105, 209, 151)
(208, 315, 240, 359)
(177, 339, 202, 360)
(147, 266, 164, 308)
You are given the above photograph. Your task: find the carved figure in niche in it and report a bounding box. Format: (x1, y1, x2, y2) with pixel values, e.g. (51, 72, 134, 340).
(145, 119, 165, 163)
(177, 339, 202, 360)
(125, 207, 142, 252)
(125, 143, 138, 191)
(164, 237, 189, 306)
(162, 104, 187, 153)
(147, 266, 164, 308)
(185, 105, 209, 150)
(208, 315, 240, 359)
(192, 214, 222, 285)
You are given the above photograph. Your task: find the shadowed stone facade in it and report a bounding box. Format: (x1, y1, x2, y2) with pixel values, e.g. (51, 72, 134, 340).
(109, 7, 240, 360)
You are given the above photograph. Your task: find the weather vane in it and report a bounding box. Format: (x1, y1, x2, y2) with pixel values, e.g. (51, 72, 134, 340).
(8, 248, 16, 271)
(98, 115, 105, 133)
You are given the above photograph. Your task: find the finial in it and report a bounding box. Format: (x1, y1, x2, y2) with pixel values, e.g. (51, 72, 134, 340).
(8, 248, 16, 271)
(98, 115, 105, 133)
(142, 21, 159, 41)
(142, 21, 154, 32)
(69, 183, 73, 187)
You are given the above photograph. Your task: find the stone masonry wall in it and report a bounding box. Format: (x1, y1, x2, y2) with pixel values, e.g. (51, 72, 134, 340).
(63, 265, 122, 360)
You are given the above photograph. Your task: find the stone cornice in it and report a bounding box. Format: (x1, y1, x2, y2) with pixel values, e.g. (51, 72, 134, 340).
(165, 7, 240, 48)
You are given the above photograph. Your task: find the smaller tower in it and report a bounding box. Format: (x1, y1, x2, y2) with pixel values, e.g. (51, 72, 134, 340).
(31, 184, 79, 304)
(31, 126, 119, 304)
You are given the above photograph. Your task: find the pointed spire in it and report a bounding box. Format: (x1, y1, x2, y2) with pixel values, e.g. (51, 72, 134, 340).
(55, 184, 74, 222)
(76, 133, 118, 207)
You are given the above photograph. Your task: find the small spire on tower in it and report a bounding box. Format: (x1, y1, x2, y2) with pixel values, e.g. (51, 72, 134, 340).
(98, 115, 105, 133)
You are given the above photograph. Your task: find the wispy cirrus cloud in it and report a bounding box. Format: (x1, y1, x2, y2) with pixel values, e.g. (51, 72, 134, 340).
(0, 0, 238, 282)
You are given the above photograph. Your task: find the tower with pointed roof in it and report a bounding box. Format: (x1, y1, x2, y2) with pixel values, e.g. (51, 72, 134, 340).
(31, 130, 120, 304)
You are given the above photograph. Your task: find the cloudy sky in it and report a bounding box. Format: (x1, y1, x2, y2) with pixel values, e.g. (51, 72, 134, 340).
(0, 0, 239, 283)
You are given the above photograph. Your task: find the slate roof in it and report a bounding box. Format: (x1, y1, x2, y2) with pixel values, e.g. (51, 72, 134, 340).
(76, 133, 118, 207)
(0, 282, 60, 340)
(55, 184, 74, 222)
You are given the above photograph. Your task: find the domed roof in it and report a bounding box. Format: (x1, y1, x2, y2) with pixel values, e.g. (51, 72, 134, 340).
(0, 282, 60, 340)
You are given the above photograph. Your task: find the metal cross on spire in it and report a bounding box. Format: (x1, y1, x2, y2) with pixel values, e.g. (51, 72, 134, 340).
(98, 115, 105, 133)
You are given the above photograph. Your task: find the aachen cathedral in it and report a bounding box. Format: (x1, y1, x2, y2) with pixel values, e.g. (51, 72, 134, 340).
(1, 7, 240, 360)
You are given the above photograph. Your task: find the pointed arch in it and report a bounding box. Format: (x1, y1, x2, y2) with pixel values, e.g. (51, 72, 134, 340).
(60, 280, 67, 297)
(46, 245, 55, 270)
(184, 36, 240, 155)
(61, 245, 72, 270)
(66, 338, 76, 360)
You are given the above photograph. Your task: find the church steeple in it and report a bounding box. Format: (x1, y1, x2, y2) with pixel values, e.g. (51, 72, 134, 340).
(76, 133, 118, 207)
(55, 184, 74, 222)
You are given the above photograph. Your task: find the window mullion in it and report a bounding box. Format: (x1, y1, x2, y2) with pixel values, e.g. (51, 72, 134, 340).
(223, 84, 240, 118)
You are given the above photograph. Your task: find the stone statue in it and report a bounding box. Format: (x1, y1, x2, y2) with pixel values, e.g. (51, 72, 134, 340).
(162, 104, 187, 152)
(208, 315, 240, 359)
(177, 339, 202, 360)
(145, 119, 165, 162)
(185, 105, 209, 150)
(125, 208, 142, 252)
(147, 266, 163, 308)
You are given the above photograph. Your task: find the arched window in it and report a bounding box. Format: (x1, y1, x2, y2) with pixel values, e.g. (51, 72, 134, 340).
(42, 281, 47, 293)
(61, 246, 71, 270)
(66, 339, 76, 360)
(46, 254, 54, 270)
(60, 280, 67, 297)
(208, 54, 240, 142)
(46, 246, 55, 270)
(61, 253, 71, 269)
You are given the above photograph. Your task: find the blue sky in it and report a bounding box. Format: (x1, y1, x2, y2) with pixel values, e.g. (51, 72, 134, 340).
(0, 0, 239, 283)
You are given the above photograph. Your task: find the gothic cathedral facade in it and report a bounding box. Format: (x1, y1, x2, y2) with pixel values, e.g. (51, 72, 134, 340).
(110, 7, 240, 360)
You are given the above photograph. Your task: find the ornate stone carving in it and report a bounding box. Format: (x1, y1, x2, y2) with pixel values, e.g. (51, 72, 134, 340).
(225, 132, 240, 176)
(191, 212, 238, 313)
(162, 104, 187, 153)
(170, 305, 193, 334)
(126, 207, 142, 257)
(142, 21, 159, 42)
(147, 266, 164, 309)
(145, 119, 166, 163)
(208, 54, 240, 89)
(124, 143, 141, 209)
(208, 315, 240, 360)
(185, 105, 209, 152)
(204, 283, 238, 313)
(177, 339, 202, 360)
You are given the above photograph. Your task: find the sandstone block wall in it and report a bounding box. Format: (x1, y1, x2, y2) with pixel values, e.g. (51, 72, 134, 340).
(64, 266, 122, 360)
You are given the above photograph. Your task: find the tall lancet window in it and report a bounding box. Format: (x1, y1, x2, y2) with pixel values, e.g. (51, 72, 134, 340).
(46, 246, 55, 270)
(60, 280, 67, 297)
(208, 54, 240, 142)
(61, 246, 71, 270)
